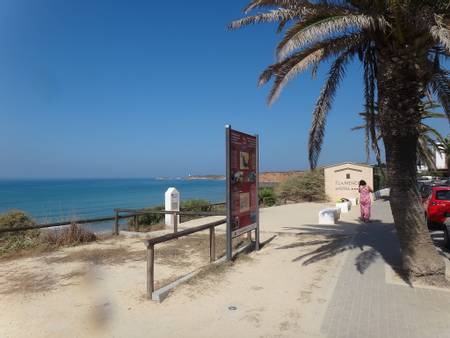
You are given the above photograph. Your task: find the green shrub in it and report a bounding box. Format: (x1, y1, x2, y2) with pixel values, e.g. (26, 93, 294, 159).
(259, 187, 277, 206)
(0, 210, 39, 255)
(277, 170, 326, 202)
(180, 199, 211, 212)
(180, 199, 212, 222)
(129, 199, 215, 230)
(128, 204, 165, 230)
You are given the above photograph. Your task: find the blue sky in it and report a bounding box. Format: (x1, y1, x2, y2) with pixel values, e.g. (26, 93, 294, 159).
(1, 0, 448, 178)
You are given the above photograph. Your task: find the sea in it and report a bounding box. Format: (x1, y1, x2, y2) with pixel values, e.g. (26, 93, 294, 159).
(0, 179, 225, 231)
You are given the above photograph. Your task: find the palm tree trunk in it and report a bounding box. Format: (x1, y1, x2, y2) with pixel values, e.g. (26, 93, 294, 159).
(377, 49, 446, 282)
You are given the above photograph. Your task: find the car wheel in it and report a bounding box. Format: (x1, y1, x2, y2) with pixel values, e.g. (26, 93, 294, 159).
(443, 225, 450, 250)
(426, 214, 433, 229)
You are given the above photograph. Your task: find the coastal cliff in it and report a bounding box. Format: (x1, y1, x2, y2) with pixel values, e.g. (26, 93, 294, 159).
(186, 171, 304, 183)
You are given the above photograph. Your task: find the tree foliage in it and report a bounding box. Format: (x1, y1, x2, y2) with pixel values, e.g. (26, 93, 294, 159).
(230, 0, 450, 168)
(231, 1, 450, 280)
(352, 98, 447, 169)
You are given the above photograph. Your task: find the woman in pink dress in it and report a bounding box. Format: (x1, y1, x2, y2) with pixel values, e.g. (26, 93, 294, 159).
(358, 180, 373, 222)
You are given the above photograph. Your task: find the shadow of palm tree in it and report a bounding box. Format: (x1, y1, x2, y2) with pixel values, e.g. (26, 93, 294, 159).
(277, 219, 411, 284)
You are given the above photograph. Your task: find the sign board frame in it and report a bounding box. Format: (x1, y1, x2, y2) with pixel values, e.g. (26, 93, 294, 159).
(225, 125, 260, 260)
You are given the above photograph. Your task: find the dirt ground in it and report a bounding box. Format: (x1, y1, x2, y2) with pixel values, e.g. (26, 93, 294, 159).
(0, 203, 360, 338)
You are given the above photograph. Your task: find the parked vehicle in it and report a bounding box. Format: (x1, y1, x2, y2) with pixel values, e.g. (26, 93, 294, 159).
(418, 183, 433, 204)
(422, 185, 450, 231)
(443, 213, 450, 249)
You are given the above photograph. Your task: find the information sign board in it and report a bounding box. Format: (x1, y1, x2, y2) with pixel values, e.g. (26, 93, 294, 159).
(225, 125, 260, 260)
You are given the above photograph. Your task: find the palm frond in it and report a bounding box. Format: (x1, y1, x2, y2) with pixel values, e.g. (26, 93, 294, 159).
(430, 22, 450, 54)
(276, 17, 290, 33)
(277, 14, 385, 60)
(420, 124, 446, 145)
(228, 8, 296, 30)
(275, 14, 341, 59)
(267, 49, 325, 105)
(309, 49, 354, 169)
(363, 117, 371, 162)
(417, 137, 438, 170)
(360, 43, 383, 165)
(351, 125, 366, 131)
(430, 69, 450, 121)
(260, 34, 365, 105)
(244, 0, 309, 14)
(421, 111, 447, 119)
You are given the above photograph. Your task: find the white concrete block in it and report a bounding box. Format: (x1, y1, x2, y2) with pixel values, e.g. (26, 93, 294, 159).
(319, 208, 337, 225)
(374, 188, 390, 200)
(336, 202, 350, 213)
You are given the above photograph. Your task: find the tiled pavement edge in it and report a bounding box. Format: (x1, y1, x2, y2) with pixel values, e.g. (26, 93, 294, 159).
(321, 200, 450, 338)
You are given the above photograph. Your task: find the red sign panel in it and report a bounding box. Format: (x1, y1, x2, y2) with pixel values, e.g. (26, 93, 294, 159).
(228, 128, 258, 237)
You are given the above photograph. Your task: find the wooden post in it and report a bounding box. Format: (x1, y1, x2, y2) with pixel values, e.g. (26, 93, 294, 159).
(173, 212, 178, 237)
(255, 134, 260, 251)
(113, 210, 119, 236)
(147, 244, 155, 299)
(209, 225, 216, 263)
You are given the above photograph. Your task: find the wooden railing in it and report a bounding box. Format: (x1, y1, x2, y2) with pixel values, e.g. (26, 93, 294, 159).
(143, 217, 226, 299)
(0, 202, 226, 235)
(0, 215, 117, 234)
(113, 208, 226, 235)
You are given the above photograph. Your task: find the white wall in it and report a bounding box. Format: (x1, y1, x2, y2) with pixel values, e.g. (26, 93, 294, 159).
(436, 147, 447, 170)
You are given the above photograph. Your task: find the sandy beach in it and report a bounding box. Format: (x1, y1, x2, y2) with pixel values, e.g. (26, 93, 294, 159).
(0, 202, 360, 338)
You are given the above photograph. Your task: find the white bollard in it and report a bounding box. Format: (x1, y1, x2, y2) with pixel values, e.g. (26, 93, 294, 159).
(165, 187, 180, 227)
(336, 202, 350, 213)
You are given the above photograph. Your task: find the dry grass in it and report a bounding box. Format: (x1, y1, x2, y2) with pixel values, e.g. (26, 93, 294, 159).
(42, 223, 97, 246)
(0, 223, 98, 260)
(0, 270, 56, 295)
(42, 234, 228, 268)
(1, 230, 254, 296)
(43, 247, 145, 265)
(0, 269, 87, 295)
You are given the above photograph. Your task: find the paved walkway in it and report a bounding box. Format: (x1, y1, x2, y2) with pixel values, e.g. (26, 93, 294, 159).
(322, 200, 450, 338)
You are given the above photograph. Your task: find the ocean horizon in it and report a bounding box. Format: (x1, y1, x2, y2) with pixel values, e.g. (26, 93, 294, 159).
(0, 178, 225, 224)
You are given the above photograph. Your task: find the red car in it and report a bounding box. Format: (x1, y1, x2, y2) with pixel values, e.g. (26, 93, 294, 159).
(422, 186, 450, 226)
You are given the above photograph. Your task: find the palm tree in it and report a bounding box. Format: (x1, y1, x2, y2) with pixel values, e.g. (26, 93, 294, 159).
(230, 0, 450, 282)
(352, 100, 447, 171)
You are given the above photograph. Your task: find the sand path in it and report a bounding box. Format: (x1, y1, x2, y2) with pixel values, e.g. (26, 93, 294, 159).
(0, 202, 360, 338)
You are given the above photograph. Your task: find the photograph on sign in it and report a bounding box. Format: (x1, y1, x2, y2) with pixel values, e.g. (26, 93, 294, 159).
(239, 192, 250, 213)
(240, 152, 250, 169)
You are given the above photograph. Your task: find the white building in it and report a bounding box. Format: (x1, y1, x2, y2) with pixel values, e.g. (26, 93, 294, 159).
(417, 143, 448, 172)
(436, 147, 447, 170)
